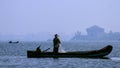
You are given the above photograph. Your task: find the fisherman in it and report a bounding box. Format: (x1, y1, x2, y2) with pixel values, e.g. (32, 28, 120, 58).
(53, 34, 61, 53)
(36, 46, 41, 53)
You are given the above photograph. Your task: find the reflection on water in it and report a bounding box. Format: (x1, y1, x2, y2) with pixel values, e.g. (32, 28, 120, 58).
(0, 56, 120, 68)
(110, 57, 120, 61)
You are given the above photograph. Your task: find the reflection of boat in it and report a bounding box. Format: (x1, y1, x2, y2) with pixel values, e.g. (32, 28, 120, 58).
(27, 45, 113, 58)
(9, 41, 19, 44)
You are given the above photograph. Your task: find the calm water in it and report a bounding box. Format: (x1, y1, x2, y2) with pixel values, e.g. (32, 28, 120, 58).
(0, 41, 120, 68)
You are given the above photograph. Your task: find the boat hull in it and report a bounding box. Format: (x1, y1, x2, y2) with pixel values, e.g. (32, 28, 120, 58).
(27, 45, 112, 58)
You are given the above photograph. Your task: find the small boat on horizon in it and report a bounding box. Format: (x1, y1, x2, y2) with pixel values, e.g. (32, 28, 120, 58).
(9, 41, 19, 44)
(27, 45, 113, 58)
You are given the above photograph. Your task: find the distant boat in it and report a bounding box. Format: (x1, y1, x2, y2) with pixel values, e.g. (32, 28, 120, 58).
(9, 41, 19, 44)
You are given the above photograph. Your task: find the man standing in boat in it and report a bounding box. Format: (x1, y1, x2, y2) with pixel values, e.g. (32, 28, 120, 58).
(53, 34, 61, 53)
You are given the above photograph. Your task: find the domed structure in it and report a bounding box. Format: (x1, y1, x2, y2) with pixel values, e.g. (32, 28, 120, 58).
(86, 25, 105, 36)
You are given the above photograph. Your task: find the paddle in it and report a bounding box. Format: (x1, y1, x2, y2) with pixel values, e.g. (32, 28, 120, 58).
(43, 48, 50, 52)
(36, 43, 51, 52)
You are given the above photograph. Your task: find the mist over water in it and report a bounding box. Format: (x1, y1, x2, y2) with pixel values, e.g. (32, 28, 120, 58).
(0, 0, 120, 67)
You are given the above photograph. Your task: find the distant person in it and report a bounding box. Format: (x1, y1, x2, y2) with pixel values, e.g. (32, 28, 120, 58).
(53, 34, 61, 53)
(36, 46, 41, 53)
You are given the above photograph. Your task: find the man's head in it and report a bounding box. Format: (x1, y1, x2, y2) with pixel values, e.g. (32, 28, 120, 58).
(55, 34, 58, 37)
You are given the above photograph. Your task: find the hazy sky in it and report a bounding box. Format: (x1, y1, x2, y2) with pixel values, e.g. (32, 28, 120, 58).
(0, 0, 120, 35)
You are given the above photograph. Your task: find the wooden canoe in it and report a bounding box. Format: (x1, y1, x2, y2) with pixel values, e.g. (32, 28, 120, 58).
(27, 45, 112, 58)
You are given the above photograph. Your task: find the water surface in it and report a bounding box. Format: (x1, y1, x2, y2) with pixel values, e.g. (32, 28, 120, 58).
(0, 41, 120, 68)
